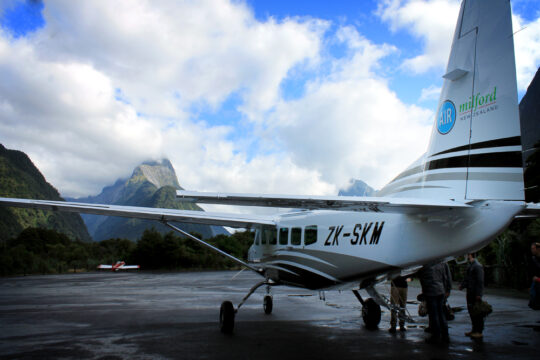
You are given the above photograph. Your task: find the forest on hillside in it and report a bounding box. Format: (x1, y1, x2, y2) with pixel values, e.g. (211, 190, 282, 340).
(0, 227, 253, 276)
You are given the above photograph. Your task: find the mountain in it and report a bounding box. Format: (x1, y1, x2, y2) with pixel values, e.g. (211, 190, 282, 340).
(71, 159, 228, 241)
(519, 67, 540, 203)
(338, 179, 376, 197)
(0, 144, 91, 242)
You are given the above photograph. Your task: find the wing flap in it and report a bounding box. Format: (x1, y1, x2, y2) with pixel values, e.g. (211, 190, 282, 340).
(177, 190, 472, 213)
(0, 197, 275, 228)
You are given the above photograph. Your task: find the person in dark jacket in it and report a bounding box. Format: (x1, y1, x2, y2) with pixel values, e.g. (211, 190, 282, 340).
(419, 262, 452, 344)
(389, 276, 408, 333)
(529, 242, 540, 310)
(459, 253, 485, 339)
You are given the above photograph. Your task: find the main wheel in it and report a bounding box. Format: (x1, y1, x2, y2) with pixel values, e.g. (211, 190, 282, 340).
(362, 298, 381, 329)
(220, 301, 235, 334)
(263, 295, 273, 314)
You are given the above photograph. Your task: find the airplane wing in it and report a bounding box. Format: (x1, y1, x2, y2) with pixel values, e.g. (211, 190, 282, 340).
(0, 197, 276, 228)
(176, 190, 473, 213)
(120, 265, 140, 269)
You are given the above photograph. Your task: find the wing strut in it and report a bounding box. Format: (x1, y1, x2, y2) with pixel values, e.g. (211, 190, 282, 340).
(162, 221, 263, 274)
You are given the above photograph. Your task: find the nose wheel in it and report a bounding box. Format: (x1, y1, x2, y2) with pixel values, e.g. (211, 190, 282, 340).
(219, 301, 235, 334)
(219, 280, 275, 333)
(263, 295, 273, 314)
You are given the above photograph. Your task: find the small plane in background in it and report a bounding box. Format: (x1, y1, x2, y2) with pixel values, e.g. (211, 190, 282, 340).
(0, 0, 539, 334)
(97, 261, 140, 272)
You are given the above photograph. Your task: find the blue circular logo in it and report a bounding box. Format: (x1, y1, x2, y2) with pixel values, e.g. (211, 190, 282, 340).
(437, 100, 456, 135)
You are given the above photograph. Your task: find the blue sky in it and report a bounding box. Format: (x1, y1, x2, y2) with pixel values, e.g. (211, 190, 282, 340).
(0, 0, 539, 198)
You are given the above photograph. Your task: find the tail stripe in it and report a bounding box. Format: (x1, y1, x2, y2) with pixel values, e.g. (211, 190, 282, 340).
(426, 151, 522, 171)
(430, 136, 521, 158)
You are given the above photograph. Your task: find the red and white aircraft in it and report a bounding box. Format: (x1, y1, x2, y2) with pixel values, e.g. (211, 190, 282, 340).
(97, 261, 140, 271)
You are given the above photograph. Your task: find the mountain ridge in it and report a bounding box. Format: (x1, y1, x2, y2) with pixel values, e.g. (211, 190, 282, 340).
(71, 159, 228, 241)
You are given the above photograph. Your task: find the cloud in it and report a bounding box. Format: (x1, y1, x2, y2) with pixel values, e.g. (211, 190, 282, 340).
(377, 0, 540, 92)
(0, 0, 334, 198)
(513, 13, 540, 91)
(376, 0, 460, 73)
(265, 26, 433, 189)
(0, 1, 442, 200)
(419, 85, 441, 102)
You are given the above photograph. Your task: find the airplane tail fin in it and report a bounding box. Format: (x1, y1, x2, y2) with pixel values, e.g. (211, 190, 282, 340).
(381, 0, 524, 201)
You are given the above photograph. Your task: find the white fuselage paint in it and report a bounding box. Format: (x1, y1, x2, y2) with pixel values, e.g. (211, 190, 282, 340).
(248, 201, 524, 290)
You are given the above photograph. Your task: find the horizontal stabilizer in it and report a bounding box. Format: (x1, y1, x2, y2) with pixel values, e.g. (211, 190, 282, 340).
(517, 203, 540, 218)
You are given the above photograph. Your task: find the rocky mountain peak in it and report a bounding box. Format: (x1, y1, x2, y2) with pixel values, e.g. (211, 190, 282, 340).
(131, 158, 181, 190)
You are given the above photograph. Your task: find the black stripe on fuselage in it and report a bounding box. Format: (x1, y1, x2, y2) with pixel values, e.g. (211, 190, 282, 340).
(425, 151, 522, 171)
(430, 136, 521, 158)
(385, 147, 523, 189)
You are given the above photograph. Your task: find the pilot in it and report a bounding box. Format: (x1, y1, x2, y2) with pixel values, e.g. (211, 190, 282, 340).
(419, 262, 452, 344)
(459, 253, 485, 339)
(529, 242, 540, 310)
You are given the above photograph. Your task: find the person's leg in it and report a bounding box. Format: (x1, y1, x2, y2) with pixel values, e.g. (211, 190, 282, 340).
(399, 287, 407, 329)
(426, 296, 441, 340)
(390, 286, 398, 331)
(436, 295, 449, 340)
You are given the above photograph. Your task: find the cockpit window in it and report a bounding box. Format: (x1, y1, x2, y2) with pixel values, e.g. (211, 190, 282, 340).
(305, 225, 317, 246)
(261, 227, 277, 245)
(279, 228, 289, 245)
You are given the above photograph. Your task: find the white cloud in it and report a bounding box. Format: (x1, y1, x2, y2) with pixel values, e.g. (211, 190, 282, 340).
(513, 13, 540, 91)
(419, 85, 441, 102)
(377, 0, 540, 92)
(0, 0, 334, 198)
(376, 0, 460, 73)
(0, 1, 454, 201)
(265, 26, 433, 190)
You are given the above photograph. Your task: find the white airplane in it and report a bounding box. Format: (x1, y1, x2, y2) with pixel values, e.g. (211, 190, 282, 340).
(97, 261, 140, 271)
(0, 0, 538, 333)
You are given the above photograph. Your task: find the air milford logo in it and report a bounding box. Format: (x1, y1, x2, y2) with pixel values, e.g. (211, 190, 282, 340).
(459, 87, 497, 114)
(437, 100, 456, 135)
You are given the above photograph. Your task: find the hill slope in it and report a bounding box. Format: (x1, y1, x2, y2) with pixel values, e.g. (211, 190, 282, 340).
(0, 144, 91, 242)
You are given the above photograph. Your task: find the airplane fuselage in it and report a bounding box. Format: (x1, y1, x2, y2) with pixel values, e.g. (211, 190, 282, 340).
(249, 200, 524, 290)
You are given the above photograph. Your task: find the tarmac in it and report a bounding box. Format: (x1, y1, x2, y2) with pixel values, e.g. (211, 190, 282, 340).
(0, 271, 539, 359)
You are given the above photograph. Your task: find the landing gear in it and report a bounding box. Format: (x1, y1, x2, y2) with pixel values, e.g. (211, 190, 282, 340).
(352, 289, 381, 329)
(352, 284, 414, 330)
(362, 298, 381, 329)
(220, 301, 235, 334)
(263, 295, 273, 314)
(219, 280, 275, 333)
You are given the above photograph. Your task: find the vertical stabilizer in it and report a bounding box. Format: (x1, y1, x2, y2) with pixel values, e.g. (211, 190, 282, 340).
(381, 0, 523, 201)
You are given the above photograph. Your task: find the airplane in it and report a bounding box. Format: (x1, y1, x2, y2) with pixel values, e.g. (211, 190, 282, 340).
(97, 261, 140, 271)
(0, 0, 539, 334)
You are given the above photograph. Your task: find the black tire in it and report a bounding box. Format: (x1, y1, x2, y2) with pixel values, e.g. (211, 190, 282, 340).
(263, 295, 273, 315)
(220, 301, 235, 334)
(362, 298, 381, 329)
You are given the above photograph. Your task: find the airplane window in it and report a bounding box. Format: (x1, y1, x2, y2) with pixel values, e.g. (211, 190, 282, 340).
(291, 227, 301, 246)
(304, 225, 317, 246)
(261, 227, 276, 245)
(279, 228, 289, 245)
(270, 229, 277, 245)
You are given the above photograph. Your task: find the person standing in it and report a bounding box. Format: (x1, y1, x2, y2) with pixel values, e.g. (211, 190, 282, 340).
(419, 262, 452, 344)
(389, 276, 408, 333)
(459, 253, 485, 339)
(529, 242, 540, 310)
